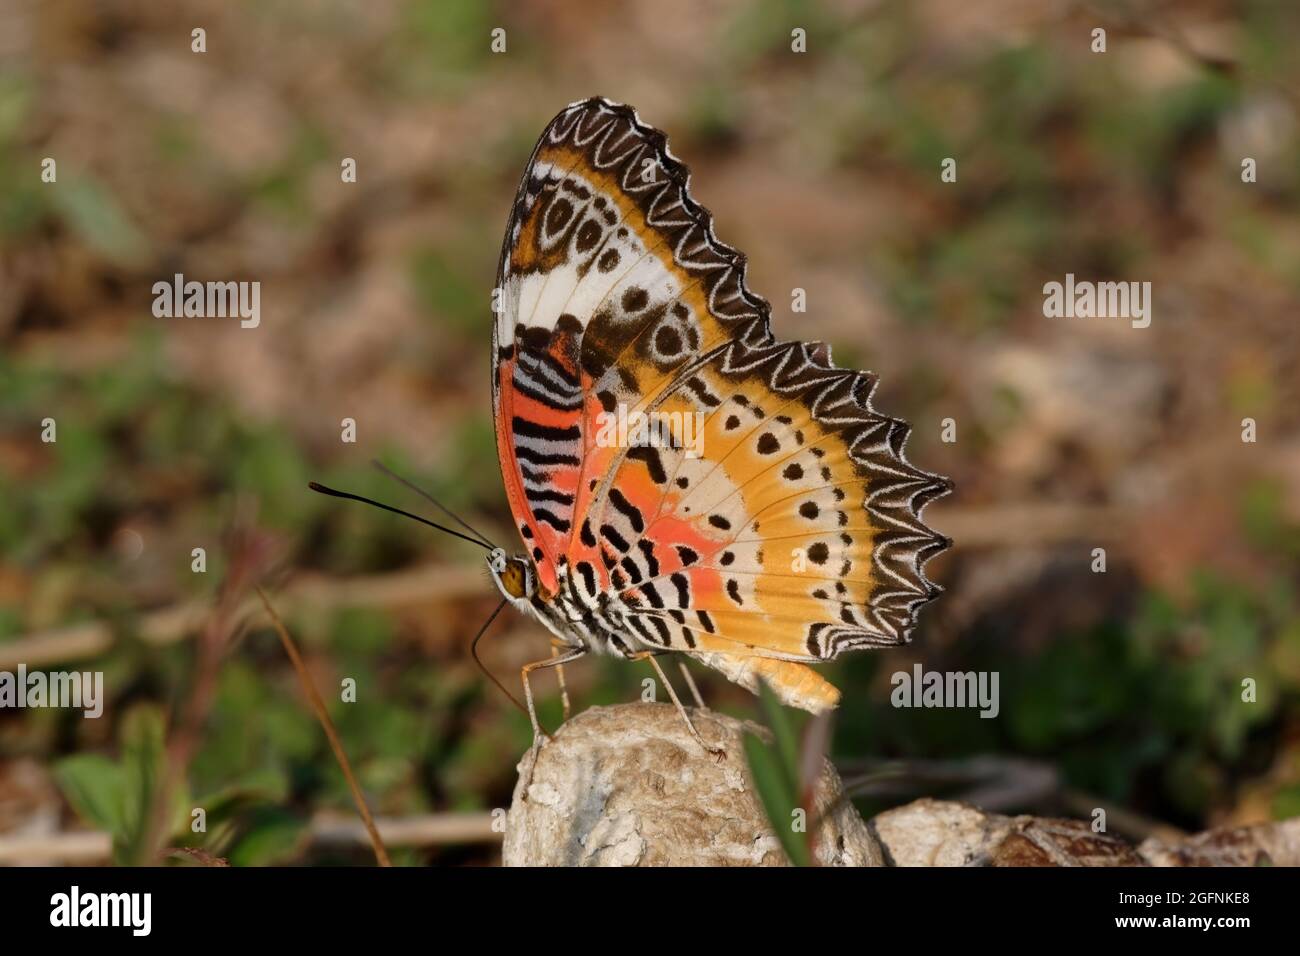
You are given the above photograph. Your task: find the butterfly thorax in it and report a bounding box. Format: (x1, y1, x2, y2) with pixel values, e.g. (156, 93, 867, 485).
(488, 551, 639, 658)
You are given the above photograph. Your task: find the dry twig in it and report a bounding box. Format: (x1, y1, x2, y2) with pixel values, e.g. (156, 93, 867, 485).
(255, 587, 391, 867)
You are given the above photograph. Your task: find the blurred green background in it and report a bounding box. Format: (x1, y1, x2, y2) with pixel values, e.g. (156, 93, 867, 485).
(1, 0, 1299, 864)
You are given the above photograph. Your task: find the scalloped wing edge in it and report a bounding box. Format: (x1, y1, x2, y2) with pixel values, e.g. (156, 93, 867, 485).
(710, 335, 953, 649)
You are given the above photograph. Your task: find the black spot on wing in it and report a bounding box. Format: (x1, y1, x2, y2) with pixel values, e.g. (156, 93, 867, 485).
(641, 582, 665, 608)
(576, 560, 596, 596)
(512, 416, 581, 442)
(627, 445, 667, 484)
(515, 445, 580, 467)
(726, 579, 743, 606)
(528, 487, 576, 507)
(670, 572, 690, 608)
(608, 487, 645, 533)
(532, 508, 571, 533)
(638, 539, 660, 577)
(600, 523, 630, 552)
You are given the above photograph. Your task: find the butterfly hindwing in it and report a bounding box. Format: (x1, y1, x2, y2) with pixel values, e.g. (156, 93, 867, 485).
(588, 339, 951, 672)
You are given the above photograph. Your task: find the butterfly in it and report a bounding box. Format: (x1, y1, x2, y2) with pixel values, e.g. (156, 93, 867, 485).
(484, 98, 952, 757)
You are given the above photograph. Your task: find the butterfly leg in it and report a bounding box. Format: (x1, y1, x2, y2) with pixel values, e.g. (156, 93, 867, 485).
(677, 659, 707, 710)
(521, 648, 585, 745)
(551, 641, 573, 722)
(634, 652, 726, 762)
(518, 648, 586, 800)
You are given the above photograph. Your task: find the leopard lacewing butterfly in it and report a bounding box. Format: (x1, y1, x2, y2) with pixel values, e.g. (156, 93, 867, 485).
(315, 98, 951, 754)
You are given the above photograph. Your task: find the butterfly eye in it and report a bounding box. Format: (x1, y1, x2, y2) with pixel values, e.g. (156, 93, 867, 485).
(500, 561, 527, 599)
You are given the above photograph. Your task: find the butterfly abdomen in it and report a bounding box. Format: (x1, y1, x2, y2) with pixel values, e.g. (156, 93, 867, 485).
(692, 652, 841, 714)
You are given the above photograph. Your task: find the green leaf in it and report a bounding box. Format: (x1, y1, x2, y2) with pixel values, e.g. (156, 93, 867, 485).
(1271, 783, 1300, 821)
(226, 806, 310, 866)
(54, 754, 125, 834)
(743, 732, 810, 867)
(185, 768, 293, 852)
(756, 679, 800, 795)
(118, 704, 168, 865)
(744, 681, 815, 866)
(48, 177, 149, 267)
(194, 767, 290, 821)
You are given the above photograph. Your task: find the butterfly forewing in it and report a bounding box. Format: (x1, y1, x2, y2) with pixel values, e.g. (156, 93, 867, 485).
(493, 99, 770, 592)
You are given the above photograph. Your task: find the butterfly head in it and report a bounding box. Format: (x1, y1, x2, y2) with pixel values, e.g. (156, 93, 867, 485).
(488, 547, 536, 603)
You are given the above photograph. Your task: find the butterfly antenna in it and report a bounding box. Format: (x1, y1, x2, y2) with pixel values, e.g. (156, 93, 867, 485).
(370, 459, 498, 550)
(308, 481, 492, 551)
(471, 597, 527, 716)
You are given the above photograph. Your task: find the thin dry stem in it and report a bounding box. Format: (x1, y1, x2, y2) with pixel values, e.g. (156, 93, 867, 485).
(255, 587, 392, 867)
